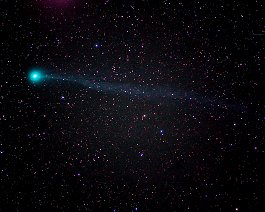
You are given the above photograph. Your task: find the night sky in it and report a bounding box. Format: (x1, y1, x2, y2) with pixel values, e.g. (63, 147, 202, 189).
(1, 0, 265, 211)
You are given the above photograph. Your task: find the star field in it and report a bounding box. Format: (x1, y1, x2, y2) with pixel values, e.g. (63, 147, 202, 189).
(1, 0, 265, 211)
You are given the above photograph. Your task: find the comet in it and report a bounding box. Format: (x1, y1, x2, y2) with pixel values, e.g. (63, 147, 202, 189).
(28, 69, 45, 84)
(27, 68, 246, 111)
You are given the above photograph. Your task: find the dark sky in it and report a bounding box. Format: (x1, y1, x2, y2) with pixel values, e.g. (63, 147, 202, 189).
(1, 0, 265, 211)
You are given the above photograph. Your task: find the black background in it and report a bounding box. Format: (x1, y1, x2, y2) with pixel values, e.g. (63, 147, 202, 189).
(1, 0, 265, 211)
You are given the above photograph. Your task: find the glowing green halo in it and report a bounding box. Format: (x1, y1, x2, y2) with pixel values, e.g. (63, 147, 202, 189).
(28, 69, 44, 84)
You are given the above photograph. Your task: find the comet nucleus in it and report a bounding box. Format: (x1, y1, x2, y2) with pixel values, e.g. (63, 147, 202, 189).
(28, 69, 44, 83)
